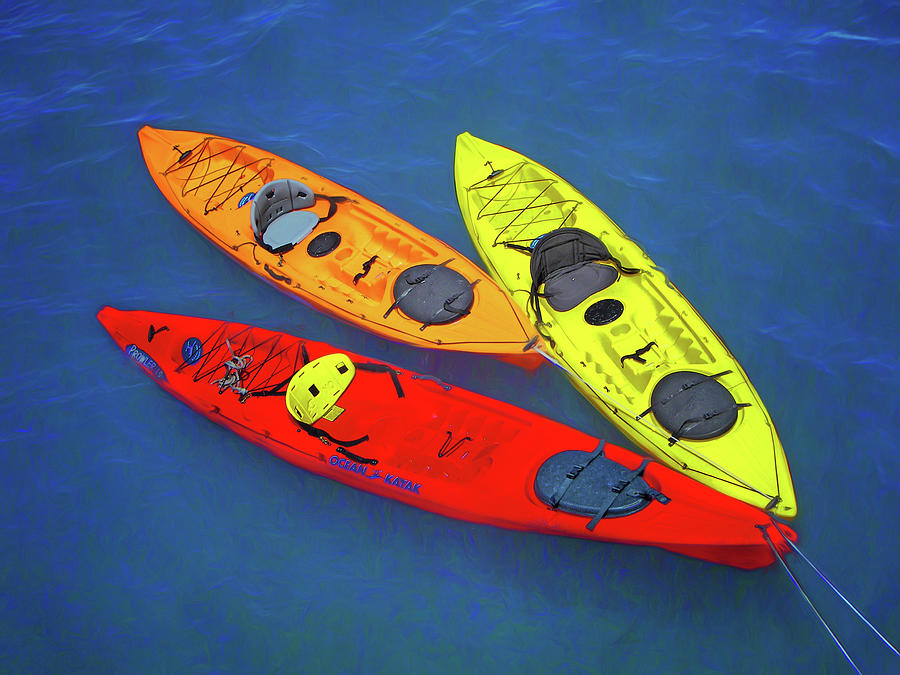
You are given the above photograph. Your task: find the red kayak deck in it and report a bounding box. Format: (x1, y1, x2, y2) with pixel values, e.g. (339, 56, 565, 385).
(98, 307, 796, 568)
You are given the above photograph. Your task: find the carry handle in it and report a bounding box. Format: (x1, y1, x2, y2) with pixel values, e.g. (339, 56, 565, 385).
(410, 373, 452, 391)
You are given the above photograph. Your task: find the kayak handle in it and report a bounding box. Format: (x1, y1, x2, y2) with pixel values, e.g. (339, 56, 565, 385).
(353, 255, 378, 285)
(410, 373, 452, 391)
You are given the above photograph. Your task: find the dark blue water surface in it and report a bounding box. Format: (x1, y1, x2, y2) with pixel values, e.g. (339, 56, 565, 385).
(2, 1, 898, 672)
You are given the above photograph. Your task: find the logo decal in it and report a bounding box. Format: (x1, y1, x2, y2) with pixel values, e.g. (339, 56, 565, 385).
(125, 344, 166, 380)
(329, 455, 421, 495)
(238, 192, 255, 208)
(182, 337, 203, 365)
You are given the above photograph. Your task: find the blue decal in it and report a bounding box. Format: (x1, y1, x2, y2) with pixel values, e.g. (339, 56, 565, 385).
(125, 344, 166, 380)
(238, 192, 255, 208)
(330, 455, 421, 494)
(182, 337, 203, 365)
(529, 234, 546, 250)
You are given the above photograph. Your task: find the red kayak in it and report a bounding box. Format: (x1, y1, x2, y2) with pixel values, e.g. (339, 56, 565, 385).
(97, 307, 796, 568)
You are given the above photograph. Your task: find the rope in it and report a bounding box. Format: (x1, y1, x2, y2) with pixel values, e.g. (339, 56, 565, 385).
(756, 525, 862, 674)
(769, 519, 900, 659)
(212, 339, 253, 396)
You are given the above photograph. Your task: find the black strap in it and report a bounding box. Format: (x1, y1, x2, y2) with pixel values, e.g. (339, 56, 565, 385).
(148, 324, 170, 342)
(586, 458, 652, 530)
(382, 259, 454, 319)
(315, 194, 349, 222)
(264, 264, 291, 283)
(173, 144, 192, 163)
(241, 375, 293, 401)
(337, 446, 378, 465)
(638, 370, 733, 419)
(438, 431, 472, 457)
(503, 242, 533, 253)
(419, 279, 479, 331)
(294, 419, 369, 447)
(354, 362, 404, 398)
(666, 403, 751, 446)
(547, 442, 606, 509)
(620, 342, 657, 367)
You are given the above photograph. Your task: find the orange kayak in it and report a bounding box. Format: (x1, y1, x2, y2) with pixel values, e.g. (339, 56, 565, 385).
(138, 126, 542, 367)
(98, 306, 797, 569)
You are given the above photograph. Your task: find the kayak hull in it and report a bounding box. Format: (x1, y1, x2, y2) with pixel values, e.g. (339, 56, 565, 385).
(137, 126, 543, 368)
(98, 306, 796, 569)
(453, 132, 797, 518)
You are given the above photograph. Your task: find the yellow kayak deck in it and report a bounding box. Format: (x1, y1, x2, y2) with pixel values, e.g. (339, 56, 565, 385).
(454, 132, 796, 518)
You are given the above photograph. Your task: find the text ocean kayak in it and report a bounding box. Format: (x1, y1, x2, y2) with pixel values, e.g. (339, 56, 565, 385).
(454, 132, 796, 518)
(98, 306, 796, 569)
(137, 126, 542, 367)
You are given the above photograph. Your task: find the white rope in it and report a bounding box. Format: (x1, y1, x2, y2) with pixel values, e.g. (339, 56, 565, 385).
(757, 525, 862, 674)
(769, 520, 900, 659)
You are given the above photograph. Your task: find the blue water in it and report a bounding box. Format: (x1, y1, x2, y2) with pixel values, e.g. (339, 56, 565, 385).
(2, 1, 898, 672)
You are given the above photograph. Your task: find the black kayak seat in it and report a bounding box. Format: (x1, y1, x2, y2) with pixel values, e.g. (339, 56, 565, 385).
(251, 178, 320, 253)
(542, 263, 618, 311)
(529, 228, 626, 319)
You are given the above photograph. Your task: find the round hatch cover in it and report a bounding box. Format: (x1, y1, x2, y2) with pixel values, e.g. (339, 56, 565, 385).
(391, 264, 474, 325)
(307, 231, 341, 257)
(650, 371, 740, 440)
(534, 450, 652, 518)
(584, 298, 624, 325)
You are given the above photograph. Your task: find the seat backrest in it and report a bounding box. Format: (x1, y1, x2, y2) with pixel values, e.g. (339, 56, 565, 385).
(528, 228, 618, 321)
(251, 178, 319, 252)
(529, 227, 613, 284)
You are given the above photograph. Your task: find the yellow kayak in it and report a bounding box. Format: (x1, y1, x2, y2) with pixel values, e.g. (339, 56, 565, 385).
(454, 132, 796, 518)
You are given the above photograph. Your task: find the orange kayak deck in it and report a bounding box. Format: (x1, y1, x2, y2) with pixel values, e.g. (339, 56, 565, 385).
(138, 126, 543, 368)
(98, 306, 797, 569)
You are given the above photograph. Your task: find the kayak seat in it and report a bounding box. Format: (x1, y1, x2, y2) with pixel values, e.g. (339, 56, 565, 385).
(542, 263, 618, 312)
(528, 227, 637, 322)
(251, 178, 320, 254)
